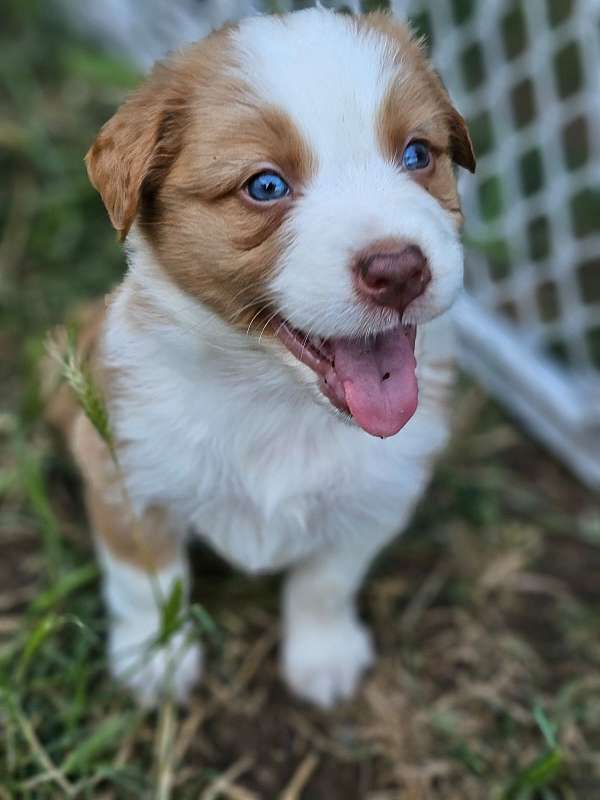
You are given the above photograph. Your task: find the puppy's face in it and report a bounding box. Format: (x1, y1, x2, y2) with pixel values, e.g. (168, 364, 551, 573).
(87, 10, 475, 438)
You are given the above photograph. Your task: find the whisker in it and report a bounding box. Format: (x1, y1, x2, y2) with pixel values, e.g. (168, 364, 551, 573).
(258, 310, 281, 345)
(226, 284, 268, 312)
(230, 293, 275, 326)
(299, 325, 316, 363)
(245, 304, 272, 338)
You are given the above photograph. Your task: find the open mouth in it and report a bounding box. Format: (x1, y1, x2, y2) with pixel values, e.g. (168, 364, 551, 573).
(271, 316, 418, 438)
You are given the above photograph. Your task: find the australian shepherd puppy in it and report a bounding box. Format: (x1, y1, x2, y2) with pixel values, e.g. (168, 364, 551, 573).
(50, 8, 474, 708)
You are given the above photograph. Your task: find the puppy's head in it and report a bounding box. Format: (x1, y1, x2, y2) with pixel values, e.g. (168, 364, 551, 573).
(87, 9, 475, 438)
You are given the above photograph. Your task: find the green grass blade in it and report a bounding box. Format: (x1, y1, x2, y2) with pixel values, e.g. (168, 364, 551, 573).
(503, 749, 564, 800)
(60, 716, 133, 777)
(156, 579, 184, 646)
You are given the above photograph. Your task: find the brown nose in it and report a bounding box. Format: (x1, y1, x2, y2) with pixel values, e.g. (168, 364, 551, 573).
(355, 243, 431, 314)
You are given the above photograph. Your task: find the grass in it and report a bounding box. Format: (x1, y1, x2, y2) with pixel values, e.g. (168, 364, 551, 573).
(2, 1, 600, 798)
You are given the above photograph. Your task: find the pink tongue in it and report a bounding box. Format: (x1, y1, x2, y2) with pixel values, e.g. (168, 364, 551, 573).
(333, 328, 418, 438)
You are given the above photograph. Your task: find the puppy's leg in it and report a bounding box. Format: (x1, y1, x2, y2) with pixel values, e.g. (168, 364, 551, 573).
(97, 537, 201, 707)
(282, 531, 395, 709)
(72, 414, 201, 706)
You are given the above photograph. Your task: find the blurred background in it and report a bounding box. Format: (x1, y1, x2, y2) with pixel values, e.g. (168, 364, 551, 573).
(1, 1, 599, 798)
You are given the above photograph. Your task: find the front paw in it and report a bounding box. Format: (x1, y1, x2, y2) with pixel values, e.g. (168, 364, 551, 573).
(109, 622, 202, 707)
(282, 615, 374, 709)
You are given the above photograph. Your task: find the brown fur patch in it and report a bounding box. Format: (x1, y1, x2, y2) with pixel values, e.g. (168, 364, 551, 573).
(71, 413, 178, 571)
(43, 297, 175, 571)
(358, 12, 475, 226)
(141, 70, 316, 331)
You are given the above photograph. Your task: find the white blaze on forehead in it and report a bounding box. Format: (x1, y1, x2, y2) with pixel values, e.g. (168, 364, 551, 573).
(233, 9, 398, 165)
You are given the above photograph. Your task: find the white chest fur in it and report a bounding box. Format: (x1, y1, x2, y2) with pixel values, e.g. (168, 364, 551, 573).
(102, 263, 453, 575)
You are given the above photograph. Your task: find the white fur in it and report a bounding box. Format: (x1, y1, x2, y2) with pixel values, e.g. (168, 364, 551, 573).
(105, 237, 451, 571)
(99, 541, 202, 706)
(97, 9, 461, 706)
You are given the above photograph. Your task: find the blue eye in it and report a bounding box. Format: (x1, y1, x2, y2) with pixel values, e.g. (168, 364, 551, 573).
(402, 141, 431, 171)
(246, 171, 290, 201)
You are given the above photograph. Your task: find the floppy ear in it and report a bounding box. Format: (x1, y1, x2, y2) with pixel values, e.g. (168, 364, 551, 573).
(433, 70, 476, 173)
(85, 66, 186, 240)
(447, 108, 476, 173)
(430, 68, 477, 172)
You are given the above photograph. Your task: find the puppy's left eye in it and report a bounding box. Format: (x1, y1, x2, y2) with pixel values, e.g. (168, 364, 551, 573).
(246, 171, 290, 202)
(402, 141, 431, 171)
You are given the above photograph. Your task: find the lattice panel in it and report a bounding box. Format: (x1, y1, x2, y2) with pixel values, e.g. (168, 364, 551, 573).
(408, 0, 600, 377)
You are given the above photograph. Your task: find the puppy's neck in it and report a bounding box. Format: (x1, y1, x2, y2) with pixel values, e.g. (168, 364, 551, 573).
(122, 228, 257, 358)
(113, 229, 332, 421)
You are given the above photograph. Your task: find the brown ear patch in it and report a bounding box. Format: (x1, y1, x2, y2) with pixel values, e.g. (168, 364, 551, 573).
(447, 109, 476, 173)
(85, 69, 190, 241)
(85, 24, 239, 240)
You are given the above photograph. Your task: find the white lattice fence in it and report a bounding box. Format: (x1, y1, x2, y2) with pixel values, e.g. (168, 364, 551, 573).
(64, 0, 600, 485)
(405, 0, 600, 485)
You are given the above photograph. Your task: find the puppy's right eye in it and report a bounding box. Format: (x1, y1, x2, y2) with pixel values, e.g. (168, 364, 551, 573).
(246, 172, 290, 202)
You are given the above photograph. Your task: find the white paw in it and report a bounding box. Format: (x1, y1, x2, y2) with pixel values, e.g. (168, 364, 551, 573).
(282, 615, 374, 708)
(109, 622, 202, 707)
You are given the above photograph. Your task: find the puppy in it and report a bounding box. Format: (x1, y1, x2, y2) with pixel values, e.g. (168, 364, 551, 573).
(51, 8, 474, 708)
